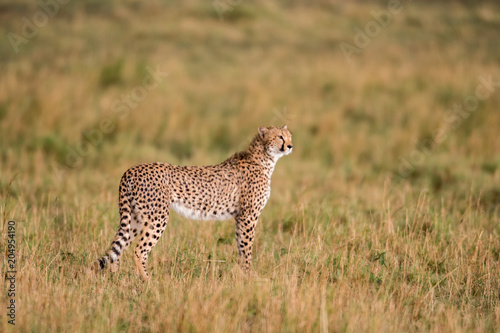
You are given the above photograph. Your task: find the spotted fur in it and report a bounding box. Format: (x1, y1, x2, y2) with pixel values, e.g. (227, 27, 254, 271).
(93, 125, 293, 280)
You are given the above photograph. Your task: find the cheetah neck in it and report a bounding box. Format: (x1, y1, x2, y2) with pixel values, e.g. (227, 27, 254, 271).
(242, 136, 278, 175)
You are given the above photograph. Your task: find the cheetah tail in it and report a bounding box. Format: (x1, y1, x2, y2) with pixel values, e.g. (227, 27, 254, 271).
(92, 255, 110, 272)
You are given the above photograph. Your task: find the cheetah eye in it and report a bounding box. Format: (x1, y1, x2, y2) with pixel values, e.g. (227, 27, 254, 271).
(278, 135, 284, 141)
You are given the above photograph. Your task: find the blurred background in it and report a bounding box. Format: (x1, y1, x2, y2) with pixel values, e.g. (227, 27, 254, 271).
(1, 0, 500, 331)
(1, 0, 499, 204)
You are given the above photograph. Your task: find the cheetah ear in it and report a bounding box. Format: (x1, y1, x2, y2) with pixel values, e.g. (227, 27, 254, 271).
(282, 125, 287, 130)
(258, 126, 268, 139)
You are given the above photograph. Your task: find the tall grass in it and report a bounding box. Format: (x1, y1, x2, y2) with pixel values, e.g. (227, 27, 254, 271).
(1, 0, 500, 332)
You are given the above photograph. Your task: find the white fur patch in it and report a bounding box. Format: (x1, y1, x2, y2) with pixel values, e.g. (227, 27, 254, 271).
(268, 146, 292, 160)
(171, 201, 234, 221)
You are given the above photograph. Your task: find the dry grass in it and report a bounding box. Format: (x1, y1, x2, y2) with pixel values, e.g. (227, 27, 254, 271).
(1, 0, 500, 332)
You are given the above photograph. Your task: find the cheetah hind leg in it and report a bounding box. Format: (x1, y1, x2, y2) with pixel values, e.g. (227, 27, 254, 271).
(134, 209, 169, 281)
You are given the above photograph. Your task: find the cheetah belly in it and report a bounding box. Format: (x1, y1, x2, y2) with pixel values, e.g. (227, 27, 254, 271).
(170, 201, 235, 221)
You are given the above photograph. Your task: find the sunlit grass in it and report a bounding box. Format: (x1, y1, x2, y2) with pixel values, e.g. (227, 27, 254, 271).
(1, 0, 500, 332)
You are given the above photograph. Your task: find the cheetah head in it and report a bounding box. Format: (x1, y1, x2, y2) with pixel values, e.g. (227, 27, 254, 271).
(258, 125, 293, 159)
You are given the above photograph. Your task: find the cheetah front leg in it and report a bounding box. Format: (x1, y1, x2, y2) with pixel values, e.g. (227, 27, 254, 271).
(235, 212, 259, 273)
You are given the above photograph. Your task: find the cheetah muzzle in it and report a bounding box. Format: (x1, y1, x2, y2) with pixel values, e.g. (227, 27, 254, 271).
(93, 125, 293, 280)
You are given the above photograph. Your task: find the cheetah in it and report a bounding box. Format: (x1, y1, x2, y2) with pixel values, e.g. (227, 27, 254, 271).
(93, 125, 293, 280)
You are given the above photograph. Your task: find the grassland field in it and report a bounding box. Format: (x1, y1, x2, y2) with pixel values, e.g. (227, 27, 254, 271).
(1, 0, 500, 332)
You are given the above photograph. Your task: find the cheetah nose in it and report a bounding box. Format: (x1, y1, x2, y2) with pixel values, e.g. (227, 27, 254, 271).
(287, 145, 293, 149)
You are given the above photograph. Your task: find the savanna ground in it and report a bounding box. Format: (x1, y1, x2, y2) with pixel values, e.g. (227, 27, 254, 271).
(1, 0, 500, 332)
